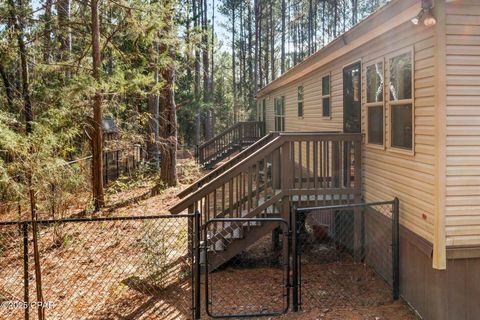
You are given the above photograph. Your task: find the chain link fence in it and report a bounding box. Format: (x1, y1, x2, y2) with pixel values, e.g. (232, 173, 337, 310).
(103, 145, 145, 185)
(204, 218, 290, 318)
(293, 200, 399, 311)
(0, 214, 194, 320)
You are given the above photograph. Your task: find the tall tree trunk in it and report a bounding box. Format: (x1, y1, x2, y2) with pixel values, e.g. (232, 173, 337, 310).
(91, 0, 104, 210)
(0, 61, 14, 112)
(185, 0, 194, 145)
(211, 0, 215, 96)
(333, 0, 338, 37)
(8, 0, 45, 318)
(159, 0, 178, 187)
(281, 0, 286, 74)
(239, 2, 244, 109)
(308, 0, 313, 55)
(193, 0, 201, 147)
(202, 0, 212, 139)
(258, 1, 263, 88)
(56, 0, 71, 77)
(269, 0, 275, 81)
(211, 0, 215, 135)
(254, 0, 259, 92)
(8, 0, 32, 132)
(351, 0, 358, 25)
(247, 2, 253, 111)
(232, 4, 237, 122)
(43, 0, 52, 62)
(147, 44, 160, 169)
(322, 0, 326, 46)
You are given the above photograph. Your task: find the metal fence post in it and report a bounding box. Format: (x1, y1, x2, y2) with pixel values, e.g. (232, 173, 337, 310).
(116, 150, 120, 179)
(104, 152, 109, 185)
(392, 198, 400, 300)
(194, 211, 201, 319)
(291, 206, 299, 312)
(22, 222, 29, 320)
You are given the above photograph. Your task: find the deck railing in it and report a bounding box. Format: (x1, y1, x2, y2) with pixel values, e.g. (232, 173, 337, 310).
(197, 121, 265, 167)
(171, 132, 362, 245)
(179, 132, 278, 199)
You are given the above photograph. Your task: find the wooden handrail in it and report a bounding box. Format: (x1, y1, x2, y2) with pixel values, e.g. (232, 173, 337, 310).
(171, 134, 283, 213)
(178, 132, 279, 199)
(197, 121, 265, 166)
(197, 122, 241, 149)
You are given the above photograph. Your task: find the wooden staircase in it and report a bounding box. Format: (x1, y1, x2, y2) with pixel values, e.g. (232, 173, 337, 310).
(196, 121, 265, 169)
(171, 132, 362, 271)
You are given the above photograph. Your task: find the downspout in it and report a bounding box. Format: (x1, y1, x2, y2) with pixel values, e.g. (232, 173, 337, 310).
(432, 0, 447, 270)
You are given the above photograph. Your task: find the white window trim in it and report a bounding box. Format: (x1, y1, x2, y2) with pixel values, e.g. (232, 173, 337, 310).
(386, 47, 415, 156)
(321, 73, 332, 119)
(365, 59, 386, 150)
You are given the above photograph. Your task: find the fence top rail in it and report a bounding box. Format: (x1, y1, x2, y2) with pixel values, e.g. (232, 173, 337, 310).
(0, 213, 194, 226)
(206, 217, 288, 223)
(295, 200, 396, 213)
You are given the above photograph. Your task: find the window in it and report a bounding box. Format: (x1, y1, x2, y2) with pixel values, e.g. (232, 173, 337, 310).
(366, 61, 384, 146)
(391, 104, 413, 150)
(389, 52, 412, 101)
(389, 51, 413, 151)
(258, 98, 266, 121)
(262, 98, 266, 122)
(297, 86, 304, 117)
(274, 96, 285, 131)
(257, 101, 262, 121)
(367, 62, 384, 104)
(368, 106, 384, 145)
(322, 75, 331, 117)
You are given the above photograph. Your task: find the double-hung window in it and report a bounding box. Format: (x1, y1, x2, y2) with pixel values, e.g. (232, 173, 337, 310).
(297, 86, 304, 117)
(258, 98, 266, 121)
(322, 75, 331, 117)
(389, 51, 413, 151)
(366, 61, 385, 146)
(274, 96, 285, 131)
(262, 98, 266, 122)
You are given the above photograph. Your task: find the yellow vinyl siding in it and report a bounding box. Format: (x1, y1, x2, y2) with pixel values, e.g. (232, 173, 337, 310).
(261, 20, 437, 244)
(445, 0, 480, 247)
(364, 27, 436, 244)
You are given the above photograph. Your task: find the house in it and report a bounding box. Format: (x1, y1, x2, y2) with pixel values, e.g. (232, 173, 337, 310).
(172, 0, 479, 318)
(254, 0, 480, 318)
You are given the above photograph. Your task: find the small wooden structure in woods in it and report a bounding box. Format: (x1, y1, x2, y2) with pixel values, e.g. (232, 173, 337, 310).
(102, 117, 119, 141)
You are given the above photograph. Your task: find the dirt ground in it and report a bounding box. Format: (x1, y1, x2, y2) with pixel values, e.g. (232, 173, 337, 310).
(1, 159, 419, 319)
(201, 265, 418, 320)
(201, 233, 418, 320)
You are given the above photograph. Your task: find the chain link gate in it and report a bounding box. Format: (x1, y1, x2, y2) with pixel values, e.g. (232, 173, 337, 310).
(0, 214, 196, 320)
(203, 218, 290, 318)
(292, 199, 400, 312)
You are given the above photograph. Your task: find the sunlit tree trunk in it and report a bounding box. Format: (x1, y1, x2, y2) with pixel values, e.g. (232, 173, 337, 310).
(281, 0, 286, 74)
(0, 61, 14, 112)
(159, 0, 178, 187)
(43, 0, 52, 62)
(91, 0, 104, 210)
(193, 0, 201, 147)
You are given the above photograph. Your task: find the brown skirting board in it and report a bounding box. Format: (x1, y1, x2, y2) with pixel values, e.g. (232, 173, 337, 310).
(366, 208, 480, 320)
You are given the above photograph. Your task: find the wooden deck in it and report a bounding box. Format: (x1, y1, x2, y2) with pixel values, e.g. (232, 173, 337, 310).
(171, 131, 362, 270)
